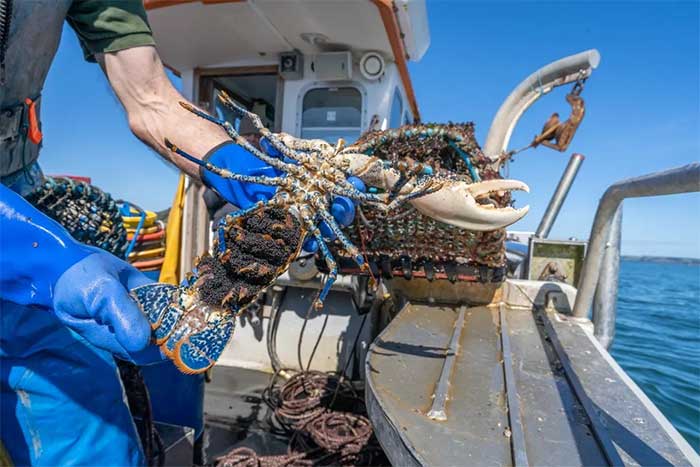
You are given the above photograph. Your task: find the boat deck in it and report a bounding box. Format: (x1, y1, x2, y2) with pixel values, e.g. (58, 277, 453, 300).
(366, 302, 699, 466)
(202, 368, 288, 463)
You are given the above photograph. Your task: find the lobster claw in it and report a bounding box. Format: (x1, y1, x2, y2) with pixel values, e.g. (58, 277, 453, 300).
(131, 283, 235, 374)
(409, 179, 530, 231)
(330, 151, 529, 231)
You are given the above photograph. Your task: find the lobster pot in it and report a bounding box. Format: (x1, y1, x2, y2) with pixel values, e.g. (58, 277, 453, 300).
(333, 122, 510, 284)
(343, 208, 507, 282)
(24, 175, 128, 257)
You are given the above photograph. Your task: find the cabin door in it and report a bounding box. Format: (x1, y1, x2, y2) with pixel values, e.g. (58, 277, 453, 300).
(196, 66, 282, 137)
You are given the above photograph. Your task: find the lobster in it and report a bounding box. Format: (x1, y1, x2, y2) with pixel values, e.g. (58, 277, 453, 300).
(131, 91, 529, 374)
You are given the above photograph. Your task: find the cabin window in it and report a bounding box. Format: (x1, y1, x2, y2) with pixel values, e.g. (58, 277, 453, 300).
(389, 88, 403, 128)
(301, 87, 362, 144)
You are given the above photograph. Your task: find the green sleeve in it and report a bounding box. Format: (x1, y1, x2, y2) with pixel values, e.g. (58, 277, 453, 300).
(66, 0, 156, 62)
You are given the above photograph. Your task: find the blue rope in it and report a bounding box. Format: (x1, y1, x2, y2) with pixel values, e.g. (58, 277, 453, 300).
(448, 141, 481, 182)
(121, 202, 146, 259)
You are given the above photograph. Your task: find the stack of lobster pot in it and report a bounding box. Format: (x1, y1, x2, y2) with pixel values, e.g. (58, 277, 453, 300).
(121, 207, 167, 280)
(25, 175, 128, 258)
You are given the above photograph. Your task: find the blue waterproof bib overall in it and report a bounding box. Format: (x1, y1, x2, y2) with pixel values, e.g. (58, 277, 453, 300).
(0, 2, 144, 465)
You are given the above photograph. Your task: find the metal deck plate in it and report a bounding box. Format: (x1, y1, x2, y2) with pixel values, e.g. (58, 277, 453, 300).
(366, 303, 699, 466)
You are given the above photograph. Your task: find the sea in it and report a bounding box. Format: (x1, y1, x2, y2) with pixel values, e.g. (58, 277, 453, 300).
(610, 260, 700, 452)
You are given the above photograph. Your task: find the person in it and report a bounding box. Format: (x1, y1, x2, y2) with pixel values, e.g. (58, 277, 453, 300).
(0, 2, 356, 465)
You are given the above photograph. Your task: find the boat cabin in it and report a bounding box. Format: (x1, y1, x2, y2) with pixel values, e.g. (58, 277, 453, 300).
(147, 0, 426, 138)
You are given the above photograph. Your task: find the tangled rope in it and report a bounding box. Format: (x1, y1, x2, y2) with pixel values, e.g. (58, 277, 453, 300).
(308, 412, 372, 456)
(216, 447, 311, 467)
(216, 371, 381, 467)
(275, 372, 337, 429)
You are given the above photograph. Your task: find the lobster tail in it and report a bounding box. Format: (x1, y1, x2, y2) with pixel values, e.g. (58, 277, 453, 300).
(132, 206, 302, 374)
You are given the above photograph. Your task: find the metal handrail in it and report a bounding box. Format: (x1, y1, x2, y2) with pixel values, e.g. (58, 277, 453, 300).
(535, 153, 585, 238)
(483, 49, 600, 159)
(573, 164, 700, 344)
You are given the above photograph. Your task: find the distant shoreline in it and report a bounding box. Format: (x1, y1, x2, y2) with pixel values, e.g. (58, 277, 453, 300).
(622, 256, 700, 265)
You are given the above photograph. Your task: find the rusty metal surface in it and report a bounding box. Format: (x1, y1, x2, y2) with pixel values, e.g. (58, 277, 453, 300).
(366, 300, 699, 466)
(366, 304, 511, 466)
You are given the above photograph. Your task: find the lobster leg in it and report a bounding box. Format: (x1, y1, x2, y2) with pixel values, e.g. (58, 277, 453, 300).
(217, 92, 318, 167)
(177, 102, 299, 174)
(388, 162, 430, 201)
(313, 230, 338, 309)
(299, 206, 337, 309)
(384, 178, 445, 210)
(322, 179, 443, 211)
(316, 207, 366, 270)
(165, 139, 289, 188)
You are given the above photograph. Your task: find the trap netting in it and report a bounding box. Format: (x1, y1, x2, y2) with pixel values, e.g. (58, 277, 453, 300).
(24, 176, 128, 257)
(335, 123, 510, 282)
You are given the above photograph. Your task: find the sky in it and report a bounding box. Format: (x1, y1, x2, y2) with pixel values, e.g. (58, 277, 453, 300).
(40, 1, 699, 258)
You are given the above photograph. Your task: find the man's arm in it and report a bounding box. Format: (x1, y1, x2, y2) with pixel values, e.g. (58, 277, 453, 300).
(97, 46, 228, 178)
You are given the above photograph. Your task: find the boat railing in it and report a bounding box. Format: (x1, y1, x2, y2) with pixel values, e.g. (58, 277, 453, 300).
(573, 162, 700, 348)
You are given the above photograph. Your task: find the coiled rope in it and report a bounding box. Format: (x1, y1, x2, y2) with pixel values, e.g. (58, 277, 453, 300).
(217, 310, 383, 467)
(217, 372, 379, 467)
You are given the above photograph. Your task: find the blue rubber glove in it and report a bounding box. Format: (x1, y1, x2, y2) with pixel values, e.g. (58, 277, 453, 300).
(201, 142, 281, 210)
(203, 139, 362, 252)
(303, 176, 366, 252)
(0, 185, 159, 363)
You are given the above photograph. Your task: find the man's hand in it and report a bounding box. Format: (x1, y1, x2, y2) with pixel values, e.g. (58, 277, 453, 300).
(201, 142, 281, 210)
(53, 252, 155, 361)
(99, 46, 230, 178)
